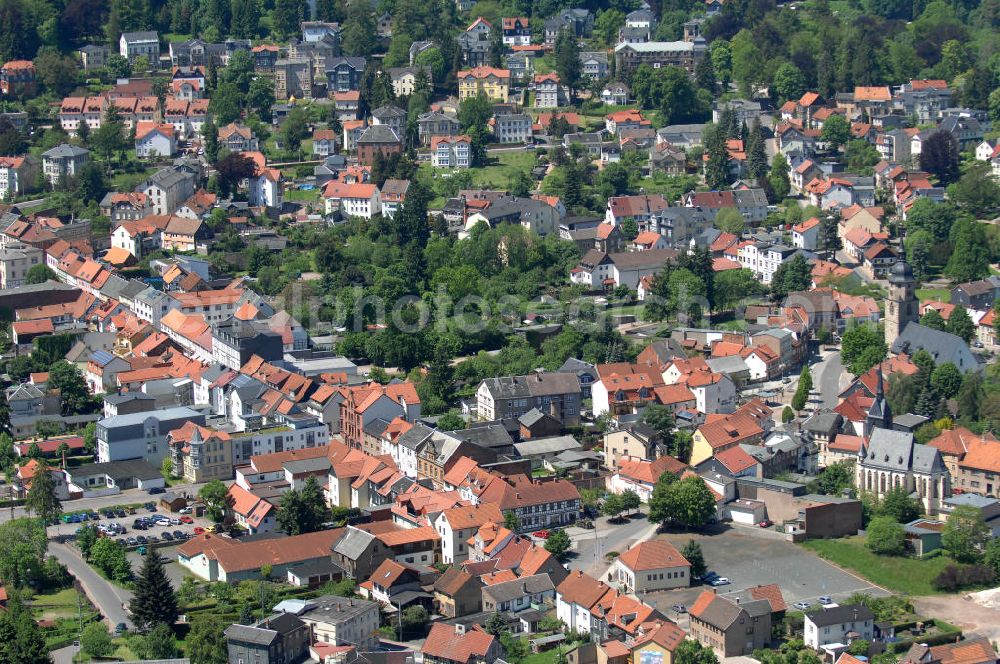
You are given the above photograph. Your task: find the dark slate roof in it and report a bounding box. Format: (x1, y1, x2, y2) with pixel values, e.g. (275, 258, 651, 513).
(357, 124, 401, 144)
(890, 322, 980, 373)
(805, 604, 874, 627)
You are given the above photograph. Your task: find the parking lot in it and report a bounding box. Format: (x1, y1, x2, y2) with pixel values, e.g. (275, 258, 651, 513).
(64, 502, 215, 553)
(620, 525, 889, 625)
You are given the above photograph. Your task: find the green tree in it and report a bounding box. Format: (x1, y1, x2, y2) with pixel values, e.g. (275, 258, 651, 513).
(866, 516, 906, 556)
(942, 504, 989, 563)
(945, 218, 990, 282)
(25, 460, 61, 524)
(621, 489, 642, 515)
(130, 549, 179, 630)
(201, 115, 220, 163)
(845, 139, 881, 175)
(0, 518, 47, 588)
(658, 475, 717, 529)
(199, 479, 229, 522)
(920, 308, 946, 331)
(680, 540, 706, 578)
(81, 623, 114, 659)
(768, 153, 791, 201)
(544, 528, 571, 559)
(715, 208, 745, 235)
(89, 537, 131, 582)
(602, 493, 625, 520)
(878, 487, 921, 523)
(984, 537, 1000, 576)
(820, 114, 850, 149)
(0, 591, 50, 664)
(208, 82, 241, 126)
(49, 360, 95, 415)
(272, 0, 305, 38)
(484, 611, 507, 636)
(647, 471, 679, 525)
(229, 0, 259, 38)
(948, 162, 1000, 216)
(841, 324, 887, 375)
(553, 30, 581, 96)
(77, 524, 99, 559)
(773, 62, 806, 103)
(791, 365, 812, 412)
(931, 363, 963, 398)
(341, 1, 375, 57)
(702, 122, 730, 189)
(905, 229, 934, 281)
(280, 106, 309, 157)
(771, 254, 812, 299)
(674, 639, 719, 664)
(503, 510, 520, 532)
(24, 264, 57, 284)
(746, 119, 767, 180)
(920, 131, 961, 184)
(133, 623, 179, 660)
(782, 405, 795, 423)
(186, 617, 228, 664)
(277, 476, 329, 535)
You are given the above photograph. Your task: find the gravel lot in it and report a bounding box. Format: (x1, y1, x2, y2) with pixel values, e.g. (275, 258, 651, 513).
(622, 525, 889, 623)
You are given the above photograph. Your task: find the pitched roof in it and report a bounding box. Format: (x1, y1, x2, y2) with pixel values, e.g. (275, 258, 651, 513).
(616, 540, 689, 572)
(421, 623, 496, 664)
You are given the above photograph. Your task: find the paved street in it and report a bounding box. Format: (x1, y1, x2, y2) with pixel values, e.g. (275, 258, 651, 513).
(49, 540, 133, 629)
(814, 350, 847, 409)
(1, 482, 209, 525)
(565, 513, 659, 576)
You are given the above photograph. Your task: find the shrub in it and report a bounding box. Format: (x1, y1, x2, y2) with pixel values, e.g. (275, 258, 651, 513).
(931, 564, 996, 592)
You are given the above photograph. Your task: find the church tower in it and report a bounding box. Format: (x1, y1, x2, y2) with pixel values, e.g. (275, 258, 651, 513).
(885, 260, 917, 349)
(864, 367, 892, 438)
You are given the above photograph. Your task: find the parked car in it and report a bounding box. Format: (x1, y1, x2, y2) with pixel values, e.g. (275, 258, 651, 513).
(147, 487, 165, 495)
(144, 503, 156, 512)
(115, 623, 127, 634)
(576, 519, 594, 529)
(533, 530, 550, 539)
(819, 596, 833, 605)
(793, 601, 811, 611)
(179, 516, 194, 524)
(671, 604, 687, 613)
(179, 507, 193, 514)
(136, 536, 147, 545)
(758, 519, 773, 528)
(173, 530, 186, 539)
(710, 577, 731, 586)
(193, 527, 205, 535)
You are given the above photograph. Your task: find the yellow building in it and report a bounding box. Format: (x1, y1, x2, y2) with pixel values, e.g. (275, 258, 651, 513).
(457, 66, 511, 101)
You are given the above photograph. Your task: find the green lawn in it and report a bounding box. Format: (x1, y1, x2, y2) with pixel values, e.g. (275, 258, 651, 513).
(419, 150, 538, 192)
(802, 536, 954, 595)
(916, 287, 950, 303)
(522, 650, 561, 664)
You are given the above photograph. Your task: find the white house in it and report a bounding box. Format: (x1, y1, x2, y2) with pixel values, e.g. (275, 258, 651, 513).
(0, 156, 35, 199)
(323, 181, 381, 218)
(135, 122, 177, 157)
(792, 217, 821, 250)
(431, 135, 472, 168)
(804, 605, 874, 649)
(608, 540, 690, 593)
(432, 504, 502, 564)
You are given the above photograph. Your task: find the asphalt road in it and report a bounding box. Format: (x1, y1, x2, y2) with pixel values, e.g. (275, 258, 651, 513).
(50, 540, 133, 630)
(565, 513, 660, 576)
(814, 350, 846, 409)
(1, 482, 212, 524)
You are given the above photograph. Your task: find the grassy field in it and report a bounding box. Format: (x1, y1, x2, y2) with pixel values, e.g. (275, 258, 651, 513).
(802, 536, 954, 596)
(419, 150, 538, 195)
(916, 287, 950, 302)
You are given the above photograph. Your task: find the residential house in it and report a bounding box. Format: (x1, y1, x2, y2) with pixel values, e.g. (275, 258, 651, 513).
(476, 373, 582, 426)
(804, 604, 874, 649)
(434, 567, 484, 618)
(608, 540, 690, 593)
(492, 112, 532, 144)
(457, 66, 511, 102)
(120, 32, 160, 67)
(422, 623, 501, 664)
(432, 136, 472, 169)
(42, 144, 89, 186)
(225, 613, 311, 664)
(355, 125, 402, 167)
(322, 181, 381, 218)
(689, 590, 773, 657)
(0, 156, 37, 199)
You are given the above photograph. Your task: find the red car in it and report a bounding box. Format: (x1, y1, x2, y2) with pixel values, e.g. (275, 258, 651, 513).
(533, 530, 550, 539)
(193, 527, 205, 535)
(758, 520, 773, 528)
(179, 516, 194, 524)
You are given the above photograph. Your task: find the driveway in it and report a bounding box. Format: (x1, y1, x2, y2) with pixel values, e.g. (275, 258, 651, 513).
(609, 526, 887, 618)
(49, 540, 132, 629)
